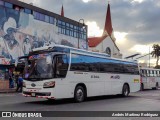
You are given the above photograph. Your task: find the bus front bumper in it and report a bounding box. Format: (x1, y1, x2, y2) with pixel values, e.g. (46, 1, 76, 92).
(22, 92, 55, 99)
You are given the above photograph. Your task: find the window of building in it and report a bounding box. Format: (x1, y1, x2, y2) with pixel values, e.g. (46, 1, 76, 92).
(74, 26, 78, 38)
(24, 8, 32, 14)
(70, 24, 74, 37)
(84, 34, 87, 39)
(33, 11, 40, 19)
(4, 2, 13, 8)
(66, 23, 70, 35)
(20, 8, 24, 12)
(50, 16, 54, 24)
(45, 15, 49, 23)
(105, 47, 111, 55)
(39, 13, 45, 21)
(58, 20, 61, 33)
(58, 20, 65, 34)
(56, 20, 87, 39)
(33, 11, 45, 21)
(62, 21, 65, 26)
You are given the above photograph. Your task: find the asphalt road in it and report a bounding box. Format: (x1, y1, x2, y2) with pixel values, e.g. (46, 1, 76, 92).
(0, 89, 160, 120)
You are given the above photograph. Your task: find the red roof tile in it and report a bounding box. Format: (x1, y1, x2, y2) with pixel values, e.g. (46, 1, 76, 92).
(88, 3, 113, 47)
(88, 35, 108, 47)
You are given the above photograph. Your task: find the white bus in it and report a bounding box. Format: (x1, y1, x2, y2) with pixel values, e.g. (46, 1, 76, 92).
(22, 45, 140, 102)
(140, 67, 160, 90)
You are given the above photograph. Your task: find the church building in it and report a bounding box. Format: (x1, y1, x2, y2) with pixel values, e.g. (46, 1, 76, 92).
(88, 3, 122, 58)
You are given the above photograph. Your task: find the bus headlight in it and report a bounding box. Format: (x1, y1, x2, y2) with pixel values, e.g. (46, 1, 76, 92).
(23, 82, 26, 88)
(43, 81, 55, 88)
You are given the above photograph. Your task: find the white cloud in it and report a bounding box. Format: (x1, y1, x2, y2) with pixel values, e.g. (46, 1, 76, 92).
(139, 59, 156, 67)
(82, 0, 93, 3)
(129, 44, 152, 54)
(18, 0, 39, 6)
(86, 21, 103, 37)
(114, 32, 128, 44)
(131, 0, 145, 4)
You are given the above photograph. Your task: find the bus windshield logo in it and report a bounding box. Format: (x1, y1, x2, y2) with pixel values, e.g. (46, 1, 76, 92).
(31, 83, 36, 87)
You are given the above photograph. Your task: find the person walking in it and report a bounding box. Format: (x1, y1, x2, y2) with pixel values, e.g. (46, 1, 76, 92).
(16, 75, 23, 92)
(9, 76, 14, 88)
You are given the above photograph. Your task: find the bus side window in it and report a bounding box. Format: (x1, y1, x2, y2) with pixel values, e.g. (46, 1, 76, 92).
(54, 55, 68, 78)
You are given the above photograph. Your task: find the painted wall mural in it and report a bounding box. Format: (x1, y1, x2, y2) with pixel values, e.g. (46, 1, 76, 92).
(0, 6, 87, 64)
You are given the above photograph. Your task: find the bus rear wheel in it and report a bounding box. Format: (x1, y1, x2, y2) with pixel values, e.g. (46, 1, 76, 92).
(122, 84, 130, 97)
(140, 83, 144, 91)
(74, 86, 85, 102)
(156, 83, 159, 90)
(153, 82, 159, 90)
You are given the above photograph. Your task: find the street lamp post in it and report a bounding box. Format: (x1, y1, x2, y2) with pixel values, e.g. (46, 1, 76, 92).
(149, 46, 150, 68)
(78, 19, 85, 49)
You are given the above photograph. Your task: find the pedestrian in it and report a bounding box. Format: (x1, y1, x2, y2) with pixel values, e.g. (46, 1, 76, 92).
(15, 75, 18, 90)
(9, 76, 14, 88)
(16, 75, 23, 92)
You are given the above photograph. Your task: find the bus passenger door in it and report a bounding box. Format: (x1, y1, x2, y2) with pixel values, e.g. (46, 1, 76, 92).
(53, 55, 72, 98)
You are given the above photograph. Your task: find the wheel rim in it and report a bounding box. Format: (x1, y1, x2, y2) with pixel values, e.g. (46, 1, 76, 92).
(76, 89, 84, 102)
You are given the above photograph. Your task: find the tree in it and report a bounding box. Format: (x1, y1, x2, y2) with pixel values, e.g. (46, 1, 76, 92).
(151, 44, 160, 66)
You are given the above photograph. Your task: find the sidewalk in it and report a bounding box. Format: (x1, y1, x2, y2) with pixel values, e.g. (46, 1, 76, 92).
(0, 88, 17, 93)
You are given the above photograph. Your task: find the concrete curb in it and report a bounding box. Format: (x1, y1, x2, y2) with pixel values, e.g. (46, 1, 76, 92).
(0, 89, 17, 93)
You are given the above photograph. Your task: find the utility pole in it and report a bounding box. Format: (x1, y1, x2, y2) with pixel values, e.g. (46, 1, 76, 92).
(149, 46, 150, 68)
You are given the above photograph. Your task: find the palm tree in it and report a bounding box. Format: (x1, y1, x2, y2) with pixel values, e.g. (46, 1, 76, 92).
(151, 44, 160, 66)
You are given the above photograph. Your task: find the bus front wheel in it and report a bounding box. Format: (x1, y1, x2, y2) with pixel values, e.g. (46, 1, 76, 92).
(122, 84, 130, 97)
(74, 86, 85, 102)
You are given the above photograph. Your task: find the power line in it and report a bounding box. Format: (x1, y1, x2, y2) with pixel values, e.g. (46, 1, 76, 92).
(136, 53, 151, 59)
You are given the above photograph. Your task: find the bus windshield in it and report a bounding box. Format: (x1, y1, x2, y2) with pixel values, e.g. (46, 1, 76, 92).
(24, 53, 53, 80)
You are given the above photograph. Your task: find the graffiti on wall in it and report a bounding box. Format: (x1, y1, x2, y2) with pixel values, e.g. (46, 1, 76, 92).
(0, 6, 86, 64)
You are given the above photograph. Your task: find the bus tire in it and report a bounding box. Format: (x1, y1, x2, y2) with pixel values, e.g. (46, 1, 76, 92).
(74, 86, 85, 102)
(156, 83, 159, 89)
(140, 83, 144, 91)
(47, 98, 55, 102)
(122, 84, 130, 97)
(155, 82, 159, 90)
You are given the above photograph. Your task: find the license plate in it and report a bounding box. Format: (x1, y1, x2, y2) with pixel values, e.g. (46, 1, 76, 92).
(31, 93, 36, 97)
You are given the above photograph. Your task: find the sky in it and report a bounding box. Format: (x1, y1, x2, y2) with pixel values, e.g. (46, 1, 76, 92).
(19, 0, 160, 66)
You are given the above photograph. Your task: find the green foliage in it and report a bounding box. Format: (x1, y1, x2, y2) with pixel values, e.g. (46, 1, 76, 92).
(151, 44, 160, 66)
(154, 65, 160, 69)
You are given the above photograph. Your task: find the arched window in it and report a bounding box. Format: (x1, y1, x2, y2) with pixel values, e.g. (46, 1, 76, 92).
(105, 47, 111, 55)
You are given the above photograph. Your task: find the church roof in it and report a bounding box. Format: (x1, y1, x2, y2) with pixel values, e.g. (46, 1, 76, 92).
(61, 5, 64, 17)
(88, 3, 119, 51)
(88, 35, 108, 47)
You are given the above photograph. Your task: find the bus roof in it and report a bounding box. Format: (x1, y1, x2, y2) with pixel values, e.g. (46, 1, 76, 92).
(140, 67, 160, 70)
(32, 44, 110, 57)
(32, 45, 138, 64)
